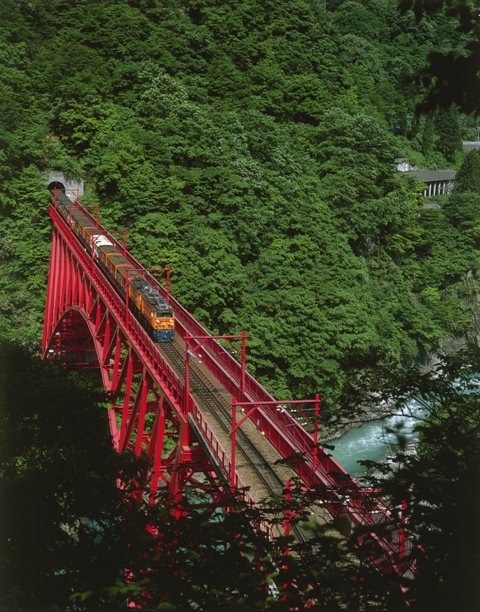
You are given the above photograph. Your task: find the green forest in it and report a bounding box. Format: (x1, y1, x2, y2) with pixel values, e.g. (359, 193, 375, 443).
(1, 0, 480, 400)
(1, 0, 480, 609)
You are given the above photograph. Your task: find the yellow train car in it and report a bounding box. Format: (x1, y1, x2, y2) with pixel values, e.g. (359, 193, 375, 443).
(97, 243, 175, 342)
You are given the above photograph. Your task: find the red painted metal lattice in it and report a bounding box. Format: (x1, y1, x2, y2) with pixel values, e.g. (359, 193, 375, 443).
(42, 195, 418, 578)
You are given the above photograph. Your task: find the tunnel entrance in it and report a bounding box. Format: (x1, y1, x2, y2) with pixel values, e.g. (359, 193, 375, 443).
(47, 181, 66, 192)
(44, 172, 84, 201)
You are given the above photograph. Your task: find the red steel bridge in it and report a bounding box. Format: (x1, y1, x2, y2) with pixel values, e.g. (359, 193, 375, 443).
(42, 193, 416, 579)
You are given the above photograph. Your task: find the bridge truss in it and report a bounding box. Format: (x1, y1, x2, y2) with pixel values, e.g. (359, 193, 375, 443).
(42, 195, 417, 579)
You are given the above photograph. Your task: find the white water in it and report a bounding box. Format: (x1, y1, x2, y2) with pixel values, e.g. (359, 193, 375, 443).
(328, 401, 424, 477)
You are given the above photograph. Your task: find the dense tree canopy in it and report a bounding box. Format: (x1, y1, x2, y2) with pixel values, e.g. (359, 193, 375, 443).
(399, 0, 480, 114)
(0, 0, 477, 403)
(454, 148, 480, 194)
(435, 104, 463, 162)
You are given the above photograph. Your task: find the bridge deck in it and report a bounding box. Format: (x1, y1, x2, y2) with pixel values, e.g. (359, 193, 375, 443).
(157, 335, 329, 521)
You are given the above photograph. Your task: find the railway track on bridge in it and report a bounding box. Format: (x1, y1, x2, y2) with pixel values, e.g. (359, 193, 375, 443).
(156, 337, 315, 541)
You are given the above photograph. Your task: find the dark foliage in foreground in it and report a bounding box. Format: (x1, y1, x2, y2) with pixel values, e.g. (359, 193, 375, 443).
(2, 341, 480, 610)
(352, 344, 480, 611)
(0, 341, 404, 610)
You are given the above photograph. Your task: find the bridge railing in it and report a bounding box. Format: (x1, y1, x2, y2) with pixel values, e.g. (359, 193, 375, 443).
(56, 200, 328, 464)
(52, 198, 351, 483)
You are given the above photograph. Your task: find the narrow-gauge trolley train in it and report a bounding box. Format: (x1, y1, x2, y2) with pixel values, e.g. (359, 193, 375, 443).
(53, 190, 175, 341)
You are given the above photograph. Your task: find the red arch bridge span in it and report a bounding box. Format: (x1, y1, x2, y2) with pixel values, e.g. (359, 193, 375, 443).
(42, 195, 417, 579)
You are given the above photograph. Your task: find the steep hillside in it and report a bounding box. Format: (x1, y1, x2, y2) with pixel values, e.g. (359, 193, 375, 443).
(0, 0, 477, 403)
